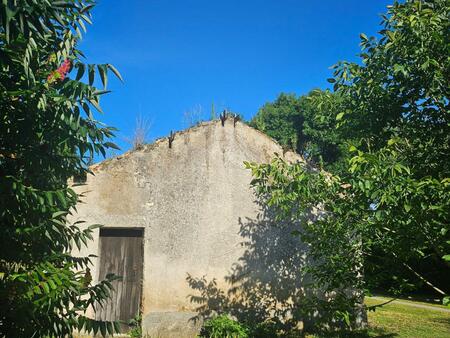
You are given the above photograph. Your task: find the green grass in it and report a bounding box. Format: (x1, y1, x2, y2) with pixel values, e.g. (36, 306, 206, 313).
(366, 295, 448, 309)
(306, 298, 450, 338)
(365, 298, 450, 338)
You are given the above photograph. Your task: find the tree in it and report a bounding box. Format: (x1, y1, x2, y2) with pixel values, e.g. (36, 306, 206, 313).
(250, 90, 346, 170)
(246, 0, 450, 320)
(0, 1, 123, 336)
(301, 90, 346, 170)
(249, 93, 305, 153)
(330, 0, 449, 299)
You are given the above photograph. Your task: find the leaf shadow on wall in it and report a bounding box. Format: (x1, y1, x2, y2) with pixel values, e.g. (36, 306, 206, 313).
(186, 204, 318, 332)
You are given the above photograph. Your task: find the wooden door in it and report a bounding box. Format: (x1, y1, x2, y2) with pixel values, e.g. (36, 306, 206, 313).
(95, 228, 143, 330)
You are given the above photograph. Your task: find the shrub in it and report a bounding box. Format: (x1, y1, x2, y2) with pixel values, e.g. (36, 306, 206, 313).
(128, 313, 142, 338)
(200, 315, 250, 338)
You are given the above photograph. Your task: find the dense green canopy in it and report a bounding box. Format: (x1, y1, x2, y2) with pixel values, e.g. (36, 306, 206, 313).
(0, 1, 121, 336)
(248, 0, 450, 326)
(250, 90, 346, 171)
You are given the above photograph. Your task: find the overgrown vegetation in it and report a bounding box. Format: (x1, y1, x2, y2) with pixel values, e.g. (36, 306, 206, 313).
(200, 315, 250, 338)
(200, 299, 450, 338)
(0, 1, 121, 336)
(246, 0, 449, 330)
(128, 313, 143, 338)
(249, 90, 345, 170)
(191, 5, 449, 331)
(1, 0, 448, 336)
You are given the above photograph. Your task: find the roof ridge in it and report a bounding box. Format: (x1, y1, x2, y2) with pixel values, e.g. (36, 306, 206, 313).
(90, 119, 303, 171)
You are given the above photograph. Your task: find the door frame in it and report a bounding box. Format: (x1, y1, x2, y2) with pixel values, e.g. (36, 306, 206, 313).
(95, 227, 145, 328)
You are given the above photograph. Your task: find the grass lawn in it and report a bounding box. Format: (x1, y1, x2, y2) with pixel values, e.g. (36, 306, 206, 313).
(306, 298, 450, 338)
(364, 297, 450, 337)
(367, 295, 448, 309)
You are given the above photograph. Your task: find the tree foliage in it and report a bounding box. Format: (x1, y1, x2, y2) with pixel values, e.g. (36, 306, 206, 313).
(250, 90, 345, 170)
(0, 1, 122, 336)
(247, 0, 450, 315)
(249, 93, 305, 153)
(333, 0, 450, 298)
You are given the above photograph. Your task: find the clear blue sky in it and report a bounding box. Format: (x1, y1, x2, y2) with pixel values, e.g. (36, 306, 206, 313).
(80, 0, 392, 155)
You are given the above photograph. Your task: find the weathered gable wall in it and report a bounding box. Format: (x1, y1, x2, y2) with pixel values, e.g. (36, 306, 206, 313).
(72, 119, 303, 336)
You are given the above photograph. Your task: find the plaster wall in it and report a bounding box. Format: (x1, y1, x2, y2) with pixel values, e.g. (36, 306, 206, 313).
(71, 120, 303, 336)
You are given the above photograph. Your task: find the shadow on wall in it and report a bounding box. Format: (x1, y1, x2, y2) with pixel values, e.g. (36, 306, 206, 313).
(186, 204, 322, 333)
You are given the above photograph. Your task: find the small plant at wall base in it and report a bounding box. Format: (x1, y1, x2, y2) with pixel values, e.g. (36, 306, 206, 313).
(128, 313, 142, 338)
(0, 0, 122, 336)
(200, 315, 250, 338)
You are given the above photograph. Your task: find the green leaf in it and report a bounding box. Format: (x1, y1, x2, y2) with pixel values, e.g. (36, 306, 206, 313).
(104, 142, 120, 150)
(75, 63, 86, 81)
(52, 211, 67, 219)
(41, 282, 50, 294)
(3, 3, 17, 43)
(45, 191, 54, 205)
(443, 296, 450, 307)
(107, 64, 123, 82)
(374, 210, 383, 221)
(48, 279, 57, 290)
(89, 98, 104, 114)
(113, 321, 121, 333)
(100, 322, 107, 337)
(106, 321, 114, 335)
(97, 64, 108, 89)
(387, 138, 397, 146)
(387, 30, 395, 41)
(93, 89, 111, 96)
(88, 64, 95, 86)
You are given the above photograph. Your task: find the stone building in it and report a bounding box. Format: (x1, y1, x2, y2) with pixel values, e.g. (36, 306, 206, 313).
(72, 119, 314, 337)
